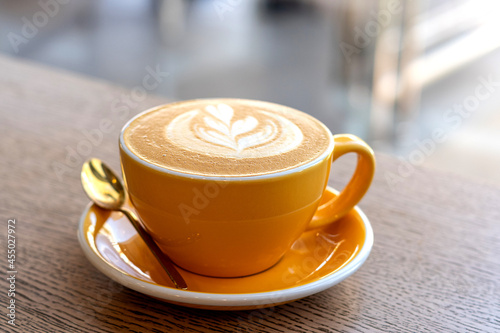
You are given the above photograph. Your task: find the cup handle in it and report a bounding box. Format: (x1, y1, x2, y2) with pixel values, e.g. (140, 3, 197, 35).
(307, 134, 375, 230)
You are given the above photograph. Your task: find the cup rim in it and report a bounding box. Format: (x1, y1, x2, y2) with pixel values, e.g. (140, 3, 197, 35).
(119, 99, 335, 181)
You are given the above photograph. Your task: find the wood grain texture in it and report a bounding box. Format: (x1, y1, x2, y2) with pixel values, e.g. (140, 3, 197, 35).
(0, 54, 499, 332)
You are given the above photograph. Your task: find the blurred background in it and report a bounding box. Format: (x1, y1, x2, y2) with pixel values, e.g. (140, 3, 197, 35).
(1, 0, 499, 185)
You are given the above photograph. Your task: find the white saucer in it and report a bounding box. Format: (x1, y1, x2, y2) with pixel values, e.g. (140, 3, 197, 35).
(77, 187, 373, 310)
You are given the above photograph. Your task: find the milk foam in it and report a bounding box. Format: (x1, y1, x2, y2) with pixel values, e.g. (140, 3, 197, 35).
(123, 99, 332, 177)
(166, 103, 304, 158)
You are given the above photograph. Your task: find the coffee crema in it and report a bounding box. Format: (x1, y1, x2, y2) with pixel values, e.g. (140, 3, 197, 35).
(123, 99, 332, 177)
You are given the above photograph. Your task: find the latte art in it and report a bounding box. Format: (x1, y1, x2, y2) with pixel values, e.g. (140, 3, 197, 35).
(123, 99, 332, 177)
(166, 104, 304, 157)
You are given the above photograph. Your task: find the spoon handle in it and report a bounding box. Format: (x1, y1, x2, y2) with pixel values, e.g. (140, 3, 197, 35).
(120, 208, 188, 290)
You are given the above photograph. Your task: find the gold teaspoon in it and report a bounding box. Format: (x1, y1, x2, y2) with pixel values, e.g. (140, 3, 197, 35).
(81, 158, 188, 290)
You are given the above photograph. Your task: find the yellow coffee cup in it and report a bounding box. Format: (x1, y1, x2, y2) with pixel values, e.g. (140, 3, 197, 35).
(119, 99, 375, 277)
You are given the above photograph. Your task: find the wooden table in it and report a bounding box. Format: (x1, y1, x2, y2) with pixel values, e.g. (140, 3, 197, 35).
(1, 54, 499, 332)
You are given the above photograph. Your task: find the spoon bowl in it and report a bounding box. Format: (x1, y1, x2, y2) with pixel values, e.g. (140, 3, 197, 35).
(81, 159, 125, 210)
